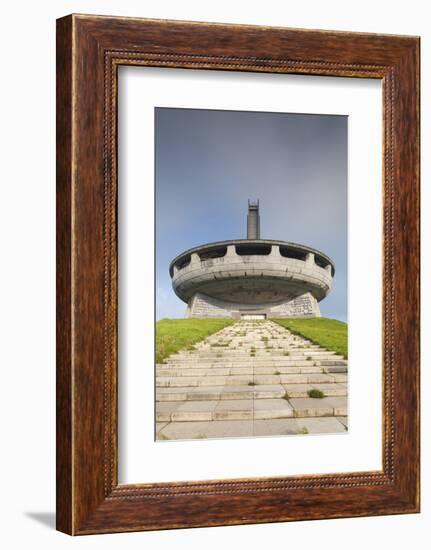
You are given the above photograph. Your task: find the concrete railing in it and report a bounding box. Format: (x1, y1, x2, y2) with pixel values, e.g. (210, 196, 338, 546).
(173, 244, 332, 277)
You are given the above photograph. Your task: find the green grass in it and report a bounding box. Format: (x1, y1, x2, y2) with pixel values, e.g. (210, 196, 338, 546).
(156, 318, 235, 363)
(272, 317, 348, 359)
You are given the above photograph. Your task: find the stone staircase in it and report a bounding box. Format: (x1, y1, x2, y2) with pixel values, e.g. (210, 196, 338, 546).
(156, 320, 348, 440)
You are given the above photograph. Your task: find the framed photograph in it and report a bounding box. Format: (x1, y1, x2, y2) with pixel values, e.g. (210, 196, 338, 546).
(56, 14, 420, 534)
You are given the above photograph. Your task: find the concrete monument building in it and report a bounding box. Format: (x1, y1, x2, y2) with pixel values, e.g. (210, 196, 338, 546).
(169, 201, 335, 319)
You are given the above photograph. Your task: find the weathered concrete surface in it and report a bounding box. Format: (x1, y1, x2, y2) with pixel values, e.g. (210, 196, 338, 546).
(187, 291, 321, 318)
(156, 320, 348, 441)
(170, 240, 333, 320)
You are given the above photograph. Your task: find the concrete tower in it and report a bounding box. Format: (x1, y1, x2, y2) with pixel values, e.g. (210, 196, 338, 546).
(247, 200, 260, 239)
(169, 201, 334, 319)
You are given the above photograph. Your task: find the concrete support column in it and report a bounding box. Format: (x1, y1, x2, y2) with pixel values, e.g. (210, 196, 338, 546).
(305, 252, 315, 265)
(173, 264, 179, 276)
(325, 264, 332, 275)
(270, 245, 281, 257)
(190, 252, 200, 264)
(225, 245, 238, 257)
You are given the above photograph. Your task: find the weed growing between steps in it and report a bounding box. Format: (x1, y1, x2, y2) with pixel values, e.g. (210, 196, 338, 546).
(156, 318, 235, 363)
(272, 318, 348, 359)
(307, 389, 325, 399)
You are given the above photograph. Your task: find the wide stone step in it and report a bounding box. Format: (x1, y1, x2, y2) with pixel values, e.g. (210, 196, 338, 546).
(159, 361, 347, 370)
(173, 350, 341, 358)
(165, 357, 347, 366)
(156, 381, 347, 402)
(176, 343, 325, 349)
(156, 367, 347, 380)
(157, 384, 287, 401)
(156, 365, 347, 376)
(156, 399, 293, 422)
(168, 354, 345, 361)
(156, 372, 343, 388)
(156, 396, 347, 422)
(199, 345, 323, 350)
(156, 417, 348, 439)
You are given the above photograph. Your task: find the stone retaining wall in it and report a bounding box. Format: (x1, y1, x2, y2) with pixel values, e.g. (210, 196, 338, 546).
(187, 292, 321, 318)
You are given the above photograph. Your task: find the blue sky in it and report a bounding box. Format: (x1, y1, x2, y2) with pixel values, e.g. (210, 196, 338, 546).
(155, 108, 347, 322)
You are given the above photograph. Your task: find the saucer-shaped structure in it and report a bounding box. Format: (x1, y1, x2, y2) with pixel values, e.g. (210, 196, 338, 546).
(169, 203, 335, 319)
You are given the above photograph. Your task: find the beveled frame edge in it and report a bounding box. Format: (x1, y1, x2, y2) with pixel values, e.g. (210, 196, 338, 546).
(56, 14, 420, 535)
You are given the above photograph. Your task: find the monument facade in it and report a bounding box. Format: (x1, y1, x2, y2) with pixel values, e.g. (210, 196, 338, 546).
(169, 201, 335, 319)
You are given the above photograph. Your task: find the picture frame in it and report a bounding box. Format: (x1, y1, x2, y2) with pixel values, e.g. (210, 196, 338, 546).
(56, 14, 420, 534)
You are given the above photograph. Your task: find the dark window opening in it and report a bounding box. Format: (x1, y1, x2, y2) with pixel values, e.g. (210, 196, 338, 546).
(314, 255, 329, 269)
(177, 255, 191, 270)
(198, 246, 227, 261)
(235, 244, 271, 256)
(279, 246, 307, 261)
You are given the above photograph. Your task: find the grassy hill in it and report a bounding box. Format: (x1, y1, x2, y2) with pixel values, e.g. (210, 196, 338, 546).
(156, 318, 235, 363)
(272, 317, 348, 358)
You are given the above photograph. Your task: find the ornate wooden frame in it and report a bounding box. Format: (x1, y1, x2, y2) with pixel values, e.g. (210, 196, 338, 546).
(56, 14, 420, 534)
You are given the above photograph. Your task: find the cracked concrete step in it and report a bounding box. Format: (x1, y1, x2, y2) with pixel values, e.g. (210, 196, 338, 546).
(156, 373, 344, 387)
(164, 358, 347, 366)
(156, 361, 347, 372)
(289, 397, 347, 417)
(162, 354, 347, 366)
(156, 365, 347, 377)
(173, 345, 337, 351)
(156, 382, 347, 402)
(156, 396, 347, 422)
(156, 399, 294, 422)
(157, 417, 348, 440)
(195, 348, 336, 355)
(170, 351, 343, 359)
(283, 383, 347, 398)
(168, 350, 345, 356)
(196, 346, 331, 351)
(157, 384, 287, 401)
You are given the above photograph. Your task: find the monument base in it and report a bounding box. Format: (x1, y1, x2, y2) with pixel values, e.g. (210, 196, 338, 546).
(186, 292, 321, 319)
